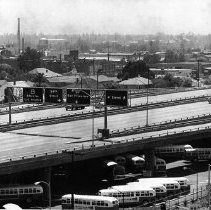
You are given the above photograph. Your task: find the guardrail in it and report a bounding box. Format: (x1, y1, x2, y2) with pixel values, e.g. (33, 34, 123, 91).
(130, 86, 211, 97)
(110, 113, 211, 138)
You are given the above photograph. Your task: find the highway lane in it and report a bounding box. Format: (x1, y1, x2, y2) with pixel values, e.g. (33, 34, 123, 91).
(9, 101, 211, 138)
(131, 88, 211, 106)
(0, 88, 210, 124)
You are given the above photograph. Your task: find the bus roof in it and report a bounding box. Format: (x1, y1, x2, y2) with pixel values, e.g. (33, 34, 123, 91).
(62, 194, 118, 202)
(99, 188, 156, 196)
(138, 178, 180, 186)
(131, 156, 145, 161)
(99, 185, 156, 194)
(127, 181, 167, 189)
(104, 161, 117, 167)
(168, 177, 190, 182)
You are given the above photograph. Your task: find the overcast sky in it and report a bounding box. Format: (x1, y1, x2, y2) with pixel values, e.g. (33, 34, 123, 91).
(0, 0, 211, 35)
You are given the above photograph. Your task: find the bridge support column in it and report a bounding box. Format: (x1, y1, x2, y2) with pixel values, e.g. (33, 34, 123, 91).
(39, 167, 52, 206)
(144, 149, 155, 177)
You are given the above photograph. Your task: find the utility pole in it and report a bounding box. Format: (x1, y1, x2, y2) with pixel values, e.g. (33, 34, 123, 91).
(71, 151, 75, 209)
(107, 42, 110, 62)
(146, 67, 150, 126)
(197, 59, 200, 88)
(17, 18, 21, 55)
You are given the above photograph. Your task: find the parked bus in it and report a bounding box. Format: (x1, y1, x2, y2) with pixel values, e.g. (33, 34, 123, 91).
(137, 178, 181, 196)
(154, 157, 166, 176)
(103, 160, 125, 182)
(0, 184, 43, 206)
(62, 194, 119, 210)
(185, 148, 211, 161)
(114, 156, 126, 167)
(155, 144, 194, 160)
(127, 182, 167, 200)
(124, 154, 145, 173)
(98, 185, 156, 207)
(168, 177, 190, 194)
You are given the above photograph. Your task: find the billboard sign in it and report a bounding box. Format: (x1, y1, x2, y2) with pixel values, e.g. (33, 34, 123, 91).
(66, 89, 90, 105)
(45, 88, 63, 103)
(23, 87, 43, 103)
(105, 90, 128, 106)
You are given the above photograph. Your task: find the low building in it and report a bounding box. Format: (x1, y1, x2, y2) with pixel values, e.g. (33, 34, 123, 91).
(28, 68, 62, 78)
(118, 77, 152, 89)
(150, 68, 193, 78)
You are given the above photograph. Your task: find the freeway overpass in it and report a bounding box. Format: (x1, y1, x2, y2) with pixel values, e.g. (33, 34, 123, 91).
(0, 121, 211, 175)
(0, 88, 211, 175)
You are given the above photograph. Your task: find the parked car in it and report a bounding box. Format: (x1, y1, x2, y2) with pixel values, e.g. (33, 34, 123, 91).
(66, 105, 85, 111)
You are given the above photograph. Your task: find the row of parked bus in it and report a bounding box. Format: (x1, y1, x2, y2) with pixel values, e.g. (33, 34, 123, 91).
(155, 144, 195, 160)
(0, 184, 43, 207)
(61, 177, 190, 209)
(155, 144, 211, 162)
(0, 177, 190, 209)
(106, 154, 166, 175)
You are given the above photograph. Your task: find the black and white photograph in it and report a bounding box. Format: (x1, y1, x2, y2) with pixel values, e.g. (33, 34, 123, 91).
(1, 0, 211, 209)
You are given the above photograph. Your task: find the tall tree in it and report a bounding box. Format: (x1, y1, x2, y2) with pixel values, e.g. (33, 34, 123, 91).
(31, 73, 48, 87)
(143, 53, 161, 64)
(164, 50, 178, 63)
(18, 47, 42, 72)
(117, 60, 155, 80)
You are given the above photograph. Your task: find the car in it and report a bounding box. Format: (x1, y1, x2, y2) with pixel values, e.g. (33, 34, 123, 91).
(66, 105, 85, 111)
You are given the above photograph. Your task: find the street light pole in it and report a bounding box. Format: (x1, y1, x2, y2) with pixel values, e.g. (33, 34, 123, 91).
(197, 59, 200, 88)
(183, 167, 198, 200)
(92, 91, 95, 147)
(35, 181, 51, 210)
(146, 66, 150, 126)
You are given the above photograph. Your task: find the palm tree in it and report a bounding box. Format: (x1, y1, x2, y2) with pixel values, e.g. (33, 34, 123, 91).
(32, 73, 48, 87)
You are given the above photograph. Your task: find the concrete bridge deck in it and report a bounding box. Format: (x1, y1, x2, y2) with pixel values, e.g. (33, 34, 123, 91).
(0, 88, 211, 175)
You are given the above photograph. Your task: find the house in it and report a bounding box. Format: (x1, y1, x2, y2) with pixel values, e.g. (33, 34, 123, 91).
(28, 68, 62, 78)
(118, 77, 152, 89)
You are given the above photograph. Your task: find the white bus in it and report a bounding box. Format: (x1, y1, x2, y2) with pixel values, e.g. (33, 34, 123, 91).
(155, 144, 194, 160)
(0, 184, 43, 205)
(127, 181, 167, 200)
(98, 184, 156, 207)
(61, 194, 119, 210)
(137, 178, 181, 196)
(125, 154, 145, 172)
(185, 148, 211, 161)
(168, 177, 190, 194)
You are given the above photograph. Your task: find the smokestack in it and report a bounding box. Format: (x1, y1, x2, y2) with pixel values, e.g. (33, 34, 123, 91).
(17, 18, 21, 55)
(22, 37, 24, 53)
